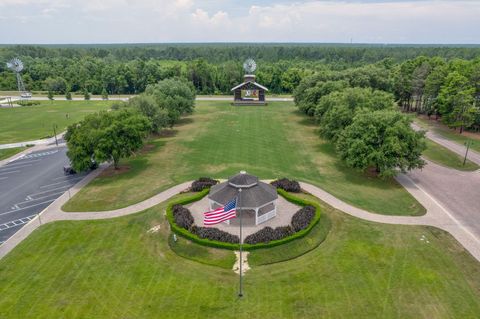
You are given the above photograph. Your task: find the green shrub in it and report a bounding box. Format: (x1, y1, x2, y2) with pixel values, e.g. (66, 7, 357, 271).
(271, 178, 301, 193)
(191, 177, 218, 192)
(244, 226, 294, 244)
(291, 205, 316, 231)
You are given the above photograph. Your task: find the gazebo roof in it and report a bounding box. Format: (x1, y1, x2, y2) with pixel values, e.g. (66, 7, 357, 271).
(209, 171, 277, 208)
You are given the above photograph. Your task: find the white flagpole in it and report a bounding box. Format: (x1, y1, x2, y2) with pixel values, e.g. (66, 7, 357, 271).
(238, 188, 243, 297)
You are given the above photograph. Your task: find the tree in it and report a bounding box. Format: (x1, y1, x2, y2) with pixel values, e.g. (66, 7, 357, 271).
(65, 90, 72, 100)
(335, 110, 426, 178)
(145, 78, 196, 127)
(47, 90, 54, 100)
(128, 94, 169, 132)
(83, 88, 90, 100)
(101, 88, 109, 100)
(65, 110, 151, 171)
(317, 87, 395, 140)
(437, 71, 476, 132)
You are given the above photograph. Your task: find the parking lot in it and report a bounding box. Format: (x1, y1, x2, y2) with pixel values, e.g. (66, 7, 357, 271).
(0, 147, 86, 244)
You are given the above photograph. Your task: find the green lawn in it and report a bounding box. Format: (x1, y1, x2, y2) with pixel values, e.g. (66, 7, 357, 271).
(416, 117, 480, 153)
(0, 147, 27, 161)
(63, 101, 424, 216)
(423, 140, 479, 171)
(0, 100, 113, 144)
(1, 195, 479, 318)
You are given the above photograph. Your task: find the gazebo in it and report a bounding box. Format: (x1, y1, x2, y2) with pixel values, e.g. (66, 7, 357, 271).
(208, 171, 278, 225)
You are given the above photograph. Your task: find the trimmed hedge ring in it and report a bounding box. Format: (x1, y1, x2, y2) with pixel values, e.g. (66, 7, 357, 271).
(166, 188, 322, 251)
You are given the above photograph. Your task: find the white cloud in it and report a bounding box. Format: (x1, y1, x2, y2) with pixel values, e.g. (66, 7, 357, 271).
(0, 1, 479, 43)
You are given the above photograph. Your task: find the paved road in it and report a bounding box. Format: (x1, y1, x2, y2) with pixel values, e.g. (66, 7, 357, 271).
(0, 147, 86, 244)
(406, 161, 480, 238)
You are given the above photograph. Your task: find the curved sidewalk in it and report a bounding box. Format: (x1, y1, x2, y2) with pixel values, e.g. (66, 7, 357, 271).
(1, 174, 479, 262)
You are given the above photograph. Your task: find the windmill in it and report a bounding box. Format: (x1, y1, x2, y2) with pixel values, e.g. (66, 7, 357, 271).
(6, 58, 31, 99)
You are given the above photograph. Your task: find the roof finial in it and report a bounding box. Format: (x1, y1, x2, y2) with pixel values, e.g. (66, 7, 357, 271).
(240, 170, 246, 174)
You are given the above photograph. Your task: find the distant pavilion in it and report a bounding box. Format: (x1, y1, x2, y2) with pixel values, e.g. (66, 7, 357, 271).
(231, 74, 268, 106)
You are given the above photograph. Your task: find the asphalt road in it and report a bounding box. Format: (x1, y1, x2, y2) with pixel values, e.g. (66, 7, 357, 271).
(0, 147, 86, 244)
(407, 161, 480, 238)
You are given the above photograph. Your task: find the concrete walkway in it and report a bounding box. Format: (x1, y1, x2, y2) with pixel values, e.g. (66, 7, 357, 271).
(1, 169, 479, 262)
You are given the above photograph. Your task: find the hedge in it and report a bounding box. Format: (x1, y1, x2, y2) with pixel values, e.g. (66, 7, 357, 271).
(165, 187, 322, 251)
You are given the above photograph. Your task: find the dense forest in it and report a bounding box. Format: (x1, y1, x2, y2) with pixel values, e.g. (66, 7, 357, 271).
(1, 44, 480, 95)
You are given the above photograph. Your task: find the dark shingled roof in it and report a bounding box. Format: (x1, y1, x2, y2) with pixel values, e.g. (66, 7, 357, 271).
(209, 172, 277, 208)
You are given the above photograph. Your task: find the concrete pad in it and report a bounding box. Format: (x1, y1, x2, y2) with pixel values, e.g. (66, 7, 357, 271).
(186, 195, 301, 238)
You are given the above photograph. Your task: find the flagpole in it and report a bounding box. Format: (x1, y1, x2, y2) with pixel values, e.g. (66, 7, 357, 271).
(238, 187, 243, 297)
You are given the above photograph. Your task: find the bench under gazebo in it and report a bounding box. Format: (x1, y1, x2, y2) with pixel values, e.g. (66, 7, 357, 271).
(208, 171, 278, 226)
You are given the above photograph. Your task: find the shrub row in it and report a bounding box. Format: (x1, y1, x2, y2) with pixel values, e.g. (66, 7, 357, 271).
(172, 204, 194, 230)
(291, 205, 316, 232)
(192, 226, 239, 243)
(166, 187, 321, 251)
(244, 226, 294, 244)
(271, 178, 301, 193)
(191, 177, 218, 192)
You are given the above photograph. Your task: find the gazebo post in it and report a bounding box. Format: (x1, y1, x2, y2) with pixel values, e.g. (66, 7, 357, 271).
(255, 208, 259, 225)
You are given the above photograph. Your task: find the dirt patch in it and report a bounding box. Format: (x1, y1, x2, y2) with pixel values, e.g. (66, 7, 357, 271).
(233, 251, 250, 275)
(138, 143, 156, 155)
(100, 165, 131, 177)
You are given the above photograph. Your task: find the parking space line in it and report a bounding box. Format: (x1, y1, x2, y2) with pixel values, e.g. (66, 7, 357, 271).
(0, 177, 7, 181)
(0, 214, 37, 231)
(39, 177, 83, 189)
(0, 199, 55, 217)
(6, 159, 41, 166)
(0, 164, 33, 172)
(53, 175, 82, 181)
(0, 170, 20, 176)
(18, 191, 64, 205)
(27, 185, 72, 197)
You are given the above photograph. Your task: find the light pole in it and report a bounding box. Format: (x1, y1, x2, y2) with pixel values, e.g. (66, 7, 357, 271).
(238, 188, 243, 298)
(53, 124, 58, 147)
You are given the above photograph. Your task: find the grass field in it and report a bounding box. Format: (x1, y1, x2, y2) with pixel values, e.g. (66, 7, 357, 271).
(423, 140, 479, 171)
(63, 101, 424, 216)
(0, 100, 113, 144)
(416, 117, 480, 153)
(0, 147, 27, 161)
(1, 194, 480, 318)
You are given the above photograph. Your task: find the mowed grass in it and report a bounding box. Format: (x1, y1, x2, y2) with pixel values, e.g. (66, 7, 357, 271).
(64, 101, 424, 216)
(0, 147, 27, 161)
(1, 195, 480, 318)
(423, 140, 479, 171)
(0, 100, 113, 143)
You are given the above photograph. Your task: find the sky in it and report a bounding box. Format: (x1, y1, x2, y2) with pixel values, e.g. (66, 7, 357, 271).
(0, 0, 479, 44)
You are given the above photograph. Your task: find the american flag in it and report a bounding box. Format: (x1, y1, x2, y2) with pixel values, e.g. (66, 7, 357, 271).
(203, 198, 237, 226)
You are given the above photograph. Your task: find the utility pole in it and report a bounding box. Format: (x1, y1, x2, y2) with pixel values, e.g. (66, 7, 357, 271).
(463, 141, 473, 166)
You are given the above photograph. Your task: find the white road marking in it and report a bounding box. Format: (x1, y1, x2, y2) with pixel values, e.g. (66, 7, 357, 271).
(0, 199, 55, 217)
(0, 164, 32, 171)
(21, 150, 58, 160)
(16, 191, 64, 206)
(27, 184, 72, 197)
(39, 177, 83, 189)
(52, 175, 80, 181)
(0, 170, 20, 176)
(5, 159, 41, 166)
(0, 177, 8, 181)
(0, 214, 37, 231)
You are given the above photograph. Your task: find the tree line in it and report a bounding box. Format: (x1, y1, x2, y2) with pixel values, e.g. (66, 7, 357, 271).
(65, 78, 195, 170)
(2, 44, 480, 96)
